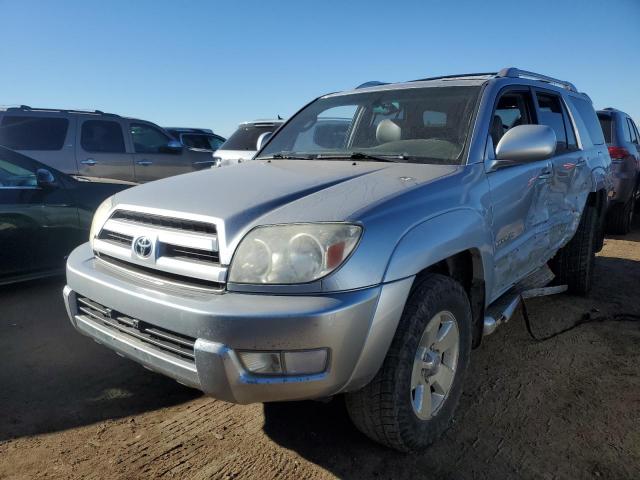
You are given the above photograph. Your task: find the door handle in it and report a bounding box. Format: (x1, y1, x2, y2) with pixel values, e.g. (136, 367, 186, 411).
(81, 159, 97, 166)
(538, 167, 553, 179)
(136, 160, 153, 166)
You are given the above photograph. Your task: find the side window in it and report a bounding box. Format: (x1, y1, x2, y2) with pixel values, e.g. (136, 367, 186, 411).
(632, 120, 640, 145)
(491, 91, 532, 151)
(621, 117, 632, 142)
(569, 96, 605, 145)
(293, 105, 356, 151)
(626, 118, 638, 144)
(535, 93, 570, 152)
(81, 120, 125, 153)
(0, 116, 69, 150)
(130, 123, 173, 154)
(210, 136, 225, 150)
(0, 157, 36, 188)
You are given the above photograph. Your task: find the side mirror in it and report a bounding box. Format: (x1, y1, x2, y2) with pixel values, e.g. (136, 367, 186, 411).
(494, 125, 556, 166)
(36, 168, 56, 188)
(162, 139, 183, 154)
(256, 132, 273, 151)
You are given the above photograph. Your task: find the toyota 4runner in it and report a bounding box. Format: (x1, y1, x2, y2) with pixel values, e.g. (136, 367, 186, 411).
(63, 68, 612, 451)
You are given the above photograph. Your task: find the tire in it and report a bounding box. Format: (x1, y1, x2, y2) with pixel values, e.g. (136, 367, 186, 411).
(551, 203, 598, 295)
(345, 274, 472, 452)
(606, 198, 634, 235)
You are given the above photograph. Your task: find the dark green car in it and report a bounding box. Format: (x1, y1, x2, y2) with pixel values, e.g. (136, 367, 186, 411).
(0, 146, 134, 284)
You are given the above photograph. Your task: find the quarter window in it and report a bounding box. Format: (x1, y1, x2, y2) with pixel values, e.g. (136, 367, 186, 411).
(569, 97, 605, 145)
(81, 120, 125, 153)
(627, 118, 638, 144)
(0, 116, 69, 150)
(130, 123, 173, 154)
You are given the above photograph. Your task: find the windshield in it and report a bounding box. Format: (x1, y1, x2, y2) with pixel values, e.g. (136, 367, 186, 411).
(222, 124, 280, 151)
(259, 86, 480, 164)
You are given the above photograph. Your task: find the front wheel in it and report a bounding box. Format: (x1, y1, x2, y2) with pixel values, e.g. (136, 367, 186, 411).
(345, 274, 472, 452)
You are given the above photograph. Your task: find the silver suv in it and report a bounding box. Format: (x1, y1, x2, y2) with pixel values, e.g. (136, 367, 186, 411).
(63, 68, 611, 451)
(0, 106, 216, 182)
(213, 119, 284, 166)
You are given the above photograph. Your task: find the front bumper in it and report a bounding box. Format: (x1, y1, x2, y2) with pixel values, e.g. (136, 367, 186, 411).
(64, 243, 412, 404)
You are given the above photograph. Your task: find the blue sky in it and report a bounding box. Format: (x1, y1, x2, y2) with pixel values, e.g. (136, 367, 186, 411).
(1, 0, 638, 137)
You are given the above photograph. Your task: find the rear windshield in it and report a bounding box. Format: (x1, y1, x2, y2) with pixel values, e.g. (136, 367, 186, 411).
(181, 133, 225, 151)
(597, 113, 613, 144)
(222, 124, 279, 151)
(0, 115, 69, 150)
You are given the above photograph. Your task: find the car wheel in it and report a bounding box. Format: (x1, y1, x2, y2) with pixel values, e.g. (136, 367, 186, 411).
(551, 202, 598, 295)
(606, 198, 634, 235)
(345, 273, 472, 452)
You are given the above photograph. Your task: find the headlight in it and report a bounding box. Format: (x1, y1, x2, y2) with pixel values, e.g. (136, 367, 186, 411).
(89, 196, 115, 246)
(229, 223, 362, 284)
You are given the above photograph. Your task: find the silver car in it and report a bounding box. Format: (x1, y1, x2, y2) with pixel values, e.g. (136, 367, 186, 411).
(63, 68, 611, 451)
(213, 119, 283, 166)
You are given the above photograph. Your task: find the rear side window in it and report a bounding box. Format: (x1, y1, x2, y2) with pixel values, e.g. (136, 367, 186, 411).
(130, 123, 173, 154)
(222, 124, 279, 151)
(626, 118, 638, 144)
(81, 120, 125, 153)
(597, 113, 613, 143)
(0, 116, 69, 150)
(536, 93, 570, 151)
(569, 97, 605, 145)
(630, 119, 640, 145)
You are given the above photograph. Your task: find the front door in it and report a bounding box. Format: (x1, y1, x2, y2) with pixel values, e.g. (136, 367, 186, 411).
(129, 122, 193, 182)
(485, 88, 554, 298)
(0, 150, 78, 280)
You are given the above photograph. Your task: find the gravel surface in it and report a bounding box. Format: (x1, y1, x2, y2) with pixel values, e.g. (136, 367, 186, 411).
(1, 224, 639, 480)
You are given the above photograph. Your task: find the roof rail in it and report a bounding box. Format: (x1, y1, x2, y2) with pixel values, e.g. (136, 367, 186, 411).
(4, 105, 119, 116)
(496, 68, 578, 92)
(356, 81, 388, 89)
(410, 72, 497, 83)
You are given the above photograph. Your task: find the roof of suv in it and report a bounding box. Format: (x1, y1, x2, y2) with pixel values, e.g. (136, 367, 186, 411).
(330, 67, 585, 98)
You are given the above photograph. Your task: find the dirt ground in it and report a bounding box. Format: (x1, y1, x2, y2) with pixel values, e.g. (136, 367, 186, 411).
(1, 223, 639, 480)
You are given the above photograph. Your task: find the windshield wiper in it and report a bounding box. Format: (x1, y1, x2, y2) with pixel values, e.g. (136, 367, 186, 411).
(256, 152, 314, 160)
(315, 152, 409, 163)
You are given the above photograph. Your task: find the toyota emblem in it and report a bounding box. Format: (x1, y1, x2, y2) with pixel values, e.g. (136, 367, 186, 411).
(133, 236, 153, 259)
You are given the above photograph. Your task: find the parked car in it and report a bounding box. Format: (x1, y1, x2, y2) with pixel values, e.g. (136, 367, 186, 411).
(597, 108, 640, 234)
(213, 119, 283, 166)
(165, 127, 226, 153)
(63, 68, 611, 452)
(0, 146, 133, 285)
(0, 106, 216, 183)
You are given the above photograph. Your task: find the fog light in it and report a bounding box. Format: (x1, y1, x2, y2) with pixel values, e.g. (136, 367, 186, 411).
(283, 349, 328, 375)
(238, 349, 328, 376)
(238, 352, 283, 374)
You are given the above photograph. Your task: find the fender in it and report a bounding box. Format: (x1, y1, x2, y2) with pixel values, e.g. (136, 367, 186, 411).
(383, 207, 494, 295)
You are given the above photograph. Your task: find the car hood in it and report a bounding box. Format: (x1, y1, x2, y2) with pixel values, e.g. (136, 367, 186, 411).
(113, 160, 458, 254)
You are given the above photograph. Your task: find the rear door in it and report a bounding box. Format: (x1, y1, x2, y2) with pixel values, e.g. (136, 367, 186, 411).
(129, 121, 193, 182)
(485, 87, 554, 296)
(532, 89, 588, 249)
(76, 118, 135, 182)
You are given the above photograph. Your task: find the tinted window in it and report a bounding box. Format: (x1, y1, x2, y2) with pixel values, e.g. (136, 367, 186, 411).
(597, 113, 613, 143)
(81, 120, 125, 153)
(0, 116, 68, 150)
(536, 93, 569, 151)
(181, 133, 225, 151)
(222, 124, 279, 151)
(631, 120, 640, 145)
(0, 157, 36, 188)
(130, 123, 172, 154)
(569, 97, 605, 145)
(628, 119, 639, 144)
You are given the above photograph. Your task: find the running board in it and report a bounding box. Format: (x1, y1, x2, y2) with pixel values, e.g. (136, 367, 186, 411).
(482, 265, 567, 336)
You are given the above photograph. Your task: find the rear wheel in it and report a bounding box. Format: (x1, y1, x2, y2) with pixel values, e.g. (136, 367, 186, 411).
(551, 203, 598, 295)
(345, 274, 472, 452)
(606, 197, 635, 235)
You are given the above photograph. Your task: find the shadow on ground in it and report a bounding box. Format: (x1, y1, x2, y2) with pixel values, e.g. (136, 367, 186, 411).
(0, 277, 200, 442)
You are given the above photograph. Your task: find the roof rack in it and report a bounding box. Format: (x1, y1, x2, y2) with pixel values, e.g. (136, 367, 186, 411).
(356, 81, 388, 89)
(410, 72, 497, 83)
(3, 105, 119, 116)
(496, 68, 577, 92)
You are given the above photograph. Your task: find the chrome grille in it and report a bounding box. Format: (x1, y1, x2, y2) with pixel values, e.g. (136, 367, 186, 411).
(76, 295, 196, 361)
(93, 209, 226, 289)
